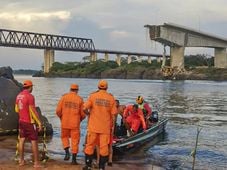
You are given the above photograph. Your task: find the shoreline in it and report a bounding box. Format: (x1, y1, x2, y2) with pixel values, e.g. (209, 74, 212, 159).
(0, 153, 163, 170)
(33, 67, 227, 81)
(0, 136, 163, 170)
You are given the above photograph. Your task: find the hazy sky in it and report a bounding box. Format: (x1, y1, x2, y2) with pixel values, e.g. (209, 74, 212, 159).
(1, 0, 227, 70)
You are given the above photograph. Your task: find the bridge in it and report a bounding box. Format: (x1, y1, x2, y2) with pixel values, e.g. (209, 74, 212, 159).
(145, 23, 227, 69)
(0, 28, 164, 73)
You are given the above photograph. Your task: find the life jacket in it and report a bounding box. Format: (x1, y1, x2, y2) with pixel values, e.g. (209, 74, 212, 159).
(138, 103, 148, 117)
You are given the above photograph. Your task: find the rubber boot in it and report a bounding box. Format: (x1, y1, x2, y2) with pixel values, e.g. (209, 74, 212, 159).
(64, 147, 70, 161)
(82, 154, 93, 170)
(107, 162, 113, 166)
(99, 156, 108, 170)
(71, 153, 78, 165)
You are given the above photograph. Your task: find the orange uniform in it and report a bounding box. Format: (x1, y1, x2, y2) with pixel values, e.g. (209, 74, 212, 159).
(83, 80, 117, 170)
(84, 89, 117, 156)
(123, 105, 146, 133)
(56, 90, 85, 154)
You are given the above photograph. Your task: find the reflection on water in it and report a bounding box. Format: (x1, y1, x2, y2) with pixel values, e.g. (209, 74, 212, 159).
(13, 76, 227, 169)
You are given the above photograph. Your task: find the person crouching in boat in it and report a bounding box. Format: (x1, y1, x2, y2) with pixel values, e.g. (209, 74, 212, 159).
(136, 96, 153, 127)
(123, 104, 146, 135)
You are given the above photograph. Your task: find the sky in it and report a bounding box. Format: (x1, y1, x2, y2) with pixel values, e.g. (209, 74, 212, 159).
(1, 0, 227, 70)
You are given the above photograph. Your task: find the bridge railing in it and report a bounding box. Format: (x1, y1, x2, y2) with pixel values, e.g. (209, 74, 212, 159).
(0, 29, 95, 51)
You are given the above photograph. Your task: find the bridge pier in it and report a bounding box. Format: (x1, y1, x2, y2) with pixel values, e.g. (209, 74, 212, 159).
(90, 52, 97, 62)
(148, 56, 152, 64)
(214, 48, 227, 68)
(116, 54, 121, 66)
(137, 56, 142, 62)
(127, 55, 132, 64)
(170, 46, 185, 69)
(104, 53, 109, 62)
(44, 49, 55, 73)
(157, 57, 162, 63)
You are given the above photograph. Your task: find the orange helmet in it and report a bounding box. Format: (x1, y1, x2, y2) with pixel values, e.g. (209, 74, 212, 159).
(136, 96, 144, 104)
(70, 84, 79, 90)
(23, 80, 33, 88)
(98, 80, 108, 89)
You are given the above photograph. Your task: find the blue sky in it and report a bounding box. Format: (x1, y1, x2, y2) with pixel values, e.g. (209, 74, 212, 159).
(0, 0, 227, 69)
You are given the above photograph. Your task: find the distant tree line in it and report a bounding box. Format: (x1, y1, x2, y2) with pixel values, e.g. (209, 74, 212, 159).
(49, 54, 215, 74)
(184, 54, 214, 68)
(13, 69, 39, 75)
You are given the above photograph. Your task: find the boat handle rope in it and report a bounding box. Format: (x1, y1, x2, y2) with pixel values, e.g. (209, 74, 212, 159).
(14, 126, 49, 163)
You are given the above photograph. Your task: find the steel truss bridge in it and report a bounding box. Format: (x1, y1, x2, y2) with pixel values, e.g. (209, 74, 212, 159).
(0, 28, 165, 72)
(0, 29, 95, 52)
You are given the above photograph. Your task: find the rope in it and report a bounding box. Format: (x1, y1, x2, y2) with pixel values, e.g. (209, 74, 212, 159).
(13, 126, 50, 163)
(40, 126, 49, 162)
(14, 132, 20, 162)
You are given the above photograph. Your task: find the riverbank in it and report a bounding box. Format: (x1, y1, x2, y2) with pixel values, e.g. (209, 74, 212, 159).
(0, 136, 163, 170)
(0, 160, 163, 170)
(0, 152, 163, 170)
(38, 67, 227, 81)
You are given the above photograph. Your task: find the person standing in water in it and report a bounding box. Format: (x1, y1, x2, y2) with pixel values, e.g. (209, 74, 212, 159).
(56, 84, 85, 164)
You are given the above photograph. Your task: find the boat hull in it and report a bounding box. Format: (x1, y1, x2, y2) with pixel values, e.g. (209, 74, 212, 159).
(113, 117, 168, 152)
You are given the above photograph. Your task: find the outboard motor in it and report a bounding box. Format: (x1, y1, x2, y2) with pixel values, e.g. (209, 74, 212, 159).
(149, 111, 159, 123)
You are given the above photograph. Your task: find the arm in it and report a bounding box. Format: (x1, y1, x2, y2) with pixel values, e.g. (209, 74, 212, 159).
(15, 97, 19, 113)
(118, 105, 126, 118)
(138, 109, 146, 130)
(80, 99, 86, 121)
(83, 96, 92, 115)
(111, 98, 118, 116)
(15, 104, 19, 113)
(29, 106, 42, 126)
(112, 114, 116, 135)
(123, 106, 129, 118)
(29, 96, 42, 131)
(56, 97, 63, 119)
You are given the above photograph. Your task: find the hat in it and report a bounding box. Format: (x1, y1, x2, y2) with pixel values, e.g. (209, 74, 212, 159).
(98, 80, 108, 89)
(136, 96, 144, 104)
(23, 80, 33, 88)
(70, 84, 79, 90)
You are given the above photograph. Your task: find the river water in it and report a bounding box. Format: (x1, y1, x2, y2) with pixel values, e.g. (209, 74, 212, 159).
(14, 75, 227, 169)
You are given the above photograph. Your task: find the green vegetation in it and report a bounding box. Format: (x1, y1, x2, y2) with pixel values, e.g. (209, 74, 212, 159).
(184, 54, 214, 69)
(50, 60, 119, 75)
(50, 58, 162, 74)
(45, 54, 227, 80)
(13, 69, 39, 75)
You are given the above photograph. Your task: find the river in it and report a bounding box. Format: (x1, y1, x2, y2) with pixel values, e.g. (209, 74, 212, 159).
(14, 75, 227, 169)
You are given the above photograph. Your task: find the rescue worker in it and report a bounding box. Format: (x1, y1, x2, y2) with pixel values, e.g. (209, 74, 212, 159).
(113, 100, 127, 136)
(115, 99, 126, 119)
(94, 100, 122, 168)
(107, 99, 126, 166)
(15, 80, 43, 168)
(56, 84, 85, 164)
(123, 104, 146, 135)
(136, 96, 152, 124)
(83, 80, 117, 170)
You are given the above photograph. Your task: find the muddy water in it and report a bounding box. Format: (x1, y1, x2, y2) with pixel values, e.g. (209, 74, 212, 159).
(5, 76, 227, 169)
